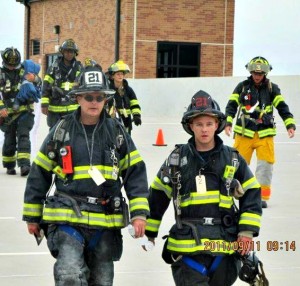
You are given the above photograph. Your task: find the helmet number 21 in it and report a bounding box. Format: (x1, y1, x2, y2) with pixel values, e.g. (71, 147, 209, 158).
(85, 71, 103, 84)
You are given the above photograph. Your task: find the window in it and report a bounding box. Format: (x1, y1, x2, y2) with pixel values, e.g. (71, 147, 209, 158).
(157, 42, 200, 78)
(31, 39, 40, 55)
(46, 53, 61, 71)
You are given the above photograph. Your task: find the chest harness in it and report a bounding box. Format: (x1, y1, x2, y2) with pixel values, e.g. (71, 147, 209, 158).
(238, 80, 274, 136)
(161, 145, 240, 274)
(45, 117, 131, 249)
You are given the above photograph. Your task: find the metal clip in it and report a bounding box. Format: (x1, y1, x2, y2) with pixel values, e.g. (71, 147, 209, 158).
(203, 217, 214, 225)
(87, 196, 98, 204)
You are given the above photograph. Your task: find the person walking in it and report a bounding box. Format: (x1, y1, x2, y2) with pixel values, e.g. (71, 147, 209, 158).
(145, 90, 262, 286)
(225, 56, 296, 208)
(23, 64, 149, 285)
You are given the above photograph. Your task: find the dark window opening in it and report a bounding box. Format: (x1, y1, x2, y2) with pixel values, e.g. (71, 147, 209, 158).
(31, 39, 40, 55)
(157, 42, 200, 78)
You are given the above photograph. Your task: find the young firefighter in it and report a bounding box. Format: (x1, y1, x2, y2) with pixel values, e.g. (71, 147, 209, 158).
(23, 64, 149, 285)
(145, 90, 262, 286)
(225, 56, 296, 208)
(107, 60, 142, 134)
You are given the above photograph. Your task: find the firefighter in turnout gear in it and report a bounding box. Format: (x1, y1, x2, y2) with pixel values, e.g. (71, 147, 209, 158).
(107, 60, 142, 134)
(0, 47, 41, 176)
(41, 39, 83, 129)
(225, 56, 296, 208)
(145, 90, 262, 286)
(23, 64, 149, 285)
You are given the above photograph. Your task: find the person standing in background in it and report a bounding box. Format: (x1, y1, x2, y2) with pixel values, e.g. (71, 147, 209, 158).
(225, 56, 296, 208)
(41, 39, 82, 129)
(107, 60, 142, 134)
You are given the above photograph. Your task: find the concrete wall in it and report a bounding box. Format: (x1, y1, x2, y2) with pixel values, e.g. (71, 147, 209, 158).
(128, 76, 300, 124)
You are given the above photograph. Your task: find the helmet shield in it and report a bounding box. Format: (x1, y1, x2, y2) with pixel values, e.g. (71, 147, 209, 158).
(246, 56, 272, 74)
(1, 47, 21, 68)
(68, 65, 115, 98)
(181, 90, 226, 135)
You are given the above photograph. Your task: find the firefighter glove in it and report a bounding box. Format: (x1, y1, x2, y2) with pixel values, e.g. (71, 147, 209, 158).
(133, 114, 142, 126)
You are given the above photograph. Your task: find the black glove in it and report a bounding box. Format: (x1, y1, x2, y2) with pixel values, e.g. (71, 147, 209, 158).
(133, 115, 142, 126)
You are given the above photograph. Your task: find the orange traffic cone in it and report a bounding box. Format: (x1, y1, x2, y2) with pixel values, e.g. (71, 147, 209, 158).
(153, 128, 167, 146)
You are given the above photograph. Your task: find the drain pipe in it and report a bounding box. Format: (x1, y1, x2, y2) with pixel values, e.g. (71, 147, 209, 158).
(24, 0, 31, 59)
(115, 0, 121, 61)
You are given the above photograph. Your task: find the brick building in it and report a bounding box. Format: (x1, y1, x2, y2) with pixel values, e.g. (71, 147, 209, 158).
(16, 0, 235, 79)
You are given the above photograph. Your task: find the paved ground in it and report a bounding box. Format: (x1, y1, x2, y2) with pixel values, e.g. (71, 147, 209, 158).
(0, 115, 299, 286)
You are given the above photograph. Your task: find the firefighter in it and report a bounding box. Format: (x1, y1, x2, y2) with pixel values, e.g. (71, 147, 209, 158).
(107, 60, 142, 134)
(0, 47, 41, 176)
(23, 64, 149, 286)
(225, 56, 296, 208)
(41, 39, 83, 129)
(145, 90, 262, 286)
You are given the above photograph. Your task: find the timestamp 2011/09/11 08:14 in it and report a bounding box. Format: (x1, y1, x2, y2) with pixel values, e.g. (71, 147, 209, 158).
(203, 240, 296, 252)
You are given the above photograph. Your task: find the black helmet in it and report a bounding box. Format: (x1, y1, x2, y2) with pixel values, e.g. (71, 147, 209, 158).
(59, 39, 79, 56)
(68, 64, 115, 97)
(245, 56, 272, 74)
(1, 47, 21, 68)
(181, 90, 226, 135)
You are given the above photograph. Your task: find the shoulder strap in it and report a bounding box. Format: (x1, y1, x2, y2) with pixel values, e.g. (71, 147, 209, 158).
(268, 80, 272, 93)
(53, 117, 70, 144)
(231, 148, 239, 170)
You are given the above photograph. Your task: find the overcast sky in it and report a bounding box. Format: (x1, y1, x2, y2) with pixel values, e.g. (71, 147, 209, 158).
(1, 0, 300, 76)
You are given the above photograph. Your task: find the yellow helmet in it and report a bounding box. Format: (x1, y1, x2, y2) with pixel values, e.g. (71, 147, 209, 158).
(245, 56, 272, 74)
(108, 60, 130, 75)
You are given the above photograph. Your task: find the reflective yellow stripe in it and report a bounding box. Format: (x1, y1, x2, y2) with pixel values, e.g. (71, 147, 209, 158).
(73, 165, 118, 180)
(23, 203, 43, 217)
(150, 176, 172, 199)
(17, 152, 31, 160)
(119, 150, 143, 171)
(219, 194, 234, 209)
(41, 97, 49, 104)
(42, 207, 124, 228)
(242, 177, 260, 191)
(229, 93, 239, 104)
(272, 95, 284, 107)
(2, 155, 17, 163)
(181, 191, 220, 207)
(131, 108, 141, 114)
(234, 125, 255, 137)
(48, 104, 79, 113)
(146, 218, 161, 232)
(257, 128, 276, 137)
(130, 99, 139, 107)
(7, 104, 34, 114)
(239, 212, 261, 227)
(34, 151, 56, 171)
(129, 197, 149, 212)
(226, 115, 233, 124)
(118, 108, 130, 115)
(167, 237, 235, 254)
(61, 82, 75, 89)
(44, 75, 54, 84)
(284, 117, 296, 126)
